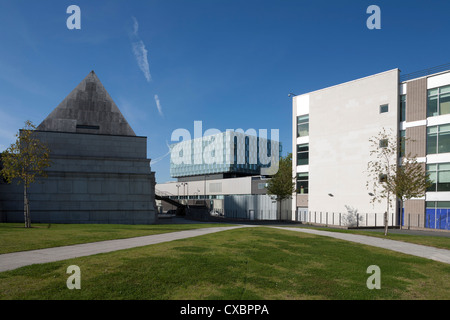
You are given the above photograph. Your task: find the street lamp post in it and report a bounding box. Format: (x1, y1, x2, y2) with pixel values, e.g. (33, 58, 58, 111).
(204, 175, 210, 207)
(181, 182, 188, 207)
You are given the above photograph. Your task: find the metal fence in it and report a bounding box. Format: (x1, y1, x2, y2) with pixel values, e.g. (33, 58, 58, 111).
(295, 211, 396, 228)
(210, 205, 450, 231)
(295, 210, 450, 230)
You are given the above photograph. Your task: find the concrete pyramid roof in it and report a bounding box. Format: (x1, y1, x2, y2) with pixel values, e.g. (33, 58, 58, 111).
(37, 71, 136, 136)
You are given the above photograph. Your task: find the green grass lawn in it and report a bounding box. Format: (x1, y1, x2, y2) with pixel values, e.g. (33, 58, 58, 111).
(1, 227, 449, 300)
(0, 222, 233, 254)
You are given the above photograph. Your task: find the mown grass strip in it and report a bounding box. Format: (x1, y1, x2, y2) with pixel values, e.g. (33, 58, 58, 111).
(302, 226, 450, 250)
(0, 222, 234, 254)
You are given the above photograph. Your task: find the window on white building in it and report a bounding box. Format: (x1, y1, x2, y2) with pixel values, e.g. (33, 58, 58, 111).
(427, 124, 450, 154)
(296, 173, 308, 194)
(297, 115, 309, 137)
(379, 139, 388, 148)
(297, 144, 309, 166)
(427, 85, 450, 117)
(400, 95, 406, 121)
(380, 104, 389, 113)
(427, 163, 450, 192)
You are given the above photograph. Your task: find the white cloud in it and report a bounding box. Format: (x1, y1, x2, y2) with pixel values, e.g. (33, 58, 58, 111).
(132, 40, 151, 82)
(131, 17, 151, 82)
(154, 94, 164, 117)
(132, 16, 139, 36)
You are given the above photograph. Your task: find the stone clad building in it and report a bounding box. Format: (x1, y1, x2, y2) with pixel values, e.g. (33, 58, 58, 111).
(0, 71, 157, 224)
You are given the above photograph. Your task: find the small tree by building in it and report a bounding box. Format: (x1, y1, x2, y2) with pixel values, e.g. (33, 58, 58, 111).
(391, 158, 432, 229)
(1, 121, 51, 228)
(266, 153, 296, 220)
(366, 128, 431, 235)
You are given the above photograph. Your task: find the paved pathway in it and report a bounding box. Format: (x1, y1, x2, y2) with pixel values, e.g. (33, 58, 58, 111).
(1, 224, 450, 273)
(272, 226, 450, 264)
(0, 225, 248, 272)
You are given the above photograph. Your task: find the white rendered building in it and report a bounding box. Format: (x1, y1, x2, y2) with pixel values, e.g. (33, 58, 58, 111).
(292, 66, 450, 230)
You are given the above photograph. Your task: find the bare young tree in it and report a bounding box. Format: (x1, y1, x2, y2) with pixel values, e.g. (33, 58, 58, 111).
(1, 121, 51, 228)
(366, 128, 431, 235)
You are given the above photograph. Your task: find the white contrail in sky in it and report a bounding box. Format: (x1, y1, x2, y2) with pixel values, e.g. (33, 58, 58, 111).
(151, 140, 172, 164)
(131, 17, 151, 82)
(154, 94, 164, 117)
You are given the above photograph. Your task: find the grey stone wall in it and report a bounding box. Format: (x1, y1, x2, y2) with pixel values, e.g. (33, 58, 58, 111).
(0, 131, 157, 224)
(34, 130, 147, 159)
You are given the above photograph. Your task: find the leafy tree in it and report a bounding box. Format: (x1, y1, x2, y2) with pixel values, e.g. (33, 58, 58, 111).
(266, 153, 296, 220)
(1, 121, 51, 228)
(366, 128, 431, 235)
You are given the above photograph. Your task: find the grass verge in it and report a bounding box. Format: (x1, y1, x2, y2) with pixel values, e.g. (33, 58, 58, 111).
(0, 222, 233, 254)
(303, 226, 450, 250)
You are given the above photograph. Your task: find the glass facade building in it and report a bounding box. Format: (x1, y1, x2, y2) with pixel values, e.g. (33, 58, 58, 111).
(170, 131, 281, 178)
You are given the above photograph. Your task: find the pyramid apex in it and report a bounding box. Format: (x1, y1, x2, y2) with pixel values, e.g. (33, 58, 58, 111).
(37, 72, 136, 136)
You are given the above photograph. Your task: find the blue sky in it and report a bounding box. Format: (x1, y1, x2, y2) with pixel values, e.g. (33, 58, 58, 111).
(1, 0, 450, 183)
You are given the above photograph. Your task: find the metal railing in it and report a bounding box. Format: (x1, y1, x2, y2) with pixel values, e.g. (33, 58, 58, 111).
(155, 189, 173, 197)
(297, 211, 396, 228)
(296, 211, 449, 231)
(400, 63, 450, 82)
(203, 208, 450, 230)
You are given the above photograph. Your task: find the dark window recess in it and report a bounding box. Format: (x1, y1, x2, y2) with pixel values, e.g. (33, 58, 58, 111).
(379, 174, 388, 183)
(379, 139, 388, 148)
(380, 104, 389, 113)
(76, 125, 100, 130)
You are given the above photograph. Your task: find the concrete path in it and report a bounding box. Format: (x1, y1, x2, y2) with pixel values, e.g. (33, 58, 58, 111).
(272, 226, 450, 264)
(0, 225, 248, 272)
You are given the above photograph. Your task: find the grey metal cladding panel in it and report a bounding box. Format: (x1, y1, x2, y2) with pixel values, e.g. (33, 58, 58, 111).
(404, 199, 425, 215)
(405, 125, 426, 158)
(296, 194, 308, 207)
(406, 78, 427, 122)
